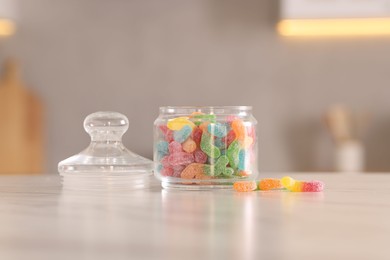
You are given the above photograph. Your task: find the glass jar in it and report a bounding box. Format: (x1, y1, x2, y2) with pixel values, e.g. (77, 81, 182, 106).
(154, 106, 258, 190)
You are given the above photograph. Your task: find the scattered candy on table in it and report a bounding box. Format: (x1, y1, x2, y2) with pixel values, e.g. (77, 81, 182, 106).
(155, 112, 256, 183)
(233, 176, 324, 192)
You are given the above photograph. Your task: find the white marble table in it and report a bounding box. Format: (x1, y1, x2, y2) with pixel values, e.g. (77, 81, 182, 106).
(0, 174, 389, 260)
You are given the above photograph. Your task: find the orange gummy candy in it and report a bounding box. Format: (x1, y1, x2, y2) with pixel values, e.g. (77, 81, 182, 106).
(233, 181, 257, 192)
(182, 138, 197, 153)
(231, 119, 246, 140)
(258, 178, 283, 191)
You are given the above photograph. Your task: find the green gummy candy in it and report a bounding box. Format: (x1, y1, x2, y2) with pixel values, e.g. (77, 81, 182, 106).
(227, 140, 240, 169)
(222, 167, 234, 177)
(200, 132, 221, 159)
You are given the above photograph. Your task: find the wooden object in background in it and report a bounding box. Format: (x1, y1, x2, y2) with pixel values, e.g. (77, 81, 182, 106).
(0, 59, 44, 174)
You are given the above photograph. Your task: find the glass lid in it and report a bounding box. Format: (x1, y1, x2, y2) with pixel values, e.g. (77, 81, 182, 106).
(58, 111, 153, 177)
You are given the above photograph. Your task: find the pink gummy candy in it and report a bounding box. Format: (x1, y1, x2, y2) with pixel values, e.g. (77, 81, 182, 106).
(302, 181, 324, 192)
(159, 125, 174, 142)
(194, 150, 207, 164)
(168, 141, 183, 154)
(160, 156, 170, 167)
(168, 152, 194, 166)
(161, 167, 174, 177)
(172, 165, 186, 177)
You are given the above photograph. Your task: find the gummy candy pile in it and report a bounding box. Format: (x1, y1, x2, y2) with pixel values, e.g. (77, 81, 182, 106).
(233, 176, 324, 192)
(155, 113, 256, 183)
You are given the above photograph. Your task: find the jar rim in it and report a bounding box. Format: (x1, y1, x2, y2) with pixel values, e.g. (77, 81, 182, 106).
(159, 106, 252, 114)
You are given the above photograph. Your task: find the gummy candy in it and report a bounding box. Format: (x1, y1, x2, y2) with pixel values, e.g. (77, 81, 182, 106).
(227, 140, 240, 169)
(281, 176, 324, 192)
(208, 123, 228, 138)
(161, 167, 174, 177)
(181, 163, 205, 179)
(168, 152, 194, 166)
(182, 138, 197, 153)
(302, 181, 324, 192)
(174, 125, 192, 143)
(200, 132, 221, 159)
(191, 113, 217, 126)
(167, 117, 195, 130)
(221, 130, 236, 147)
(160, 156, 171, 167)
(191, 127, 203, 144)
(214, 138, 227, 150)
(172, 165, 186, 178)
(231, 119, 246, 141)
(159, 125, 174, 142)
(203, 155, 234, 177)
(258, 178, 282, 191)
(156, 141, 169, 156)
(194, 150, 208, 163)
(168, 141, 183, 154)
(233, 181, 257, 192)
(238, 149, 248, 170)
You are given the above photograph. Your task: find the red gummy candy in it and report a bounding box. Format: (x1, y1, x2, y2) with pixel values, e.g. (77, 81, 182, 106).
(168, 141, 183, 154)
(191, 127, 203, 145)
(194, 150, 207, 164)
(159, 125, 174, 142)
(168, 152, 194, 166)
(221, 130, 236, 147)
(161, 167, 174, 177)
(302, 181, 324, 192)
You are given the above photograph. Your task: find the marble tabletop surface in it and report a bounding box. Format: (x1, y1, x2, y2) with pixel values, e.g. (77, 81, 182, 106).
(0, 173, 389, 260)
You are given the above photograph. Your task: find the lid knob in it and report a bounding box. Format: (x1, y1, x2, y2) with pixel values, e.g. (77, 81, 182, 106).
(83, 111, 129, 141)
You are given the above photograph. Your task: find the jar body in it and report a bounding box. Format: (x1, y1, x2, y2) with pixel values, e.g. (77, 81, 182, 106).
(154, 106, 258, 190)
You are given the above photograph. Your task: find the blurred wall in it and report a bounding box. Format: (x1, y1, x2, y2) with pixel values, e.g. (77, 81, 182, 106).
(1, 0, 390, 172)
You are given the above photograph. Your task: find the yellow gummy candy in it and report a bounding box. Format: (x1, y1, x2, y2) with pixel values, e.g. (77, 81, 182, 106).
(281, 176, 303, 192)
(167, 117, 196, 130)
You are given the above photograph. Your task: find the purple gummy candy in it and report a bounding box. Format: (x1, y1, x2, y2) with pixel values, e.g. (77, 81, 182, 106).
(302, 181, 324, 192)
(168, 152, 194, 166)
(168, 141, 183, 154)
(194, 150, 207, 164)
(172, 165, 186, 177)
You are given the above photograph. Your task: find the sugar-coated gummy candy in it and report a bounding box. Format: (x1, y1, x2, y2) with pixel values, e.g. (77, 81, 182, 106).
(214, 138, 227, 150)
(203, 155, 233, 177)
(233, 181, 257, 192)
(167, 117, 196, 131)
(174, 125, 192, 143)
(168, 152, 194, 166)
(194, 150, 208, 164)
(258, 178, 282, 191)
(221, 130, 236, 147)
(238, 170, 251, 177)
(156, 141, 169, 155)
(159, 125, 174, 142)
(161, 167, 174, 177)
(182, 138, 197, 153)
(168, 141, 183, 154)
(191, 127, 203, 144)
(238, 149, 249, 170)
(160, 156, 170, 167)
(208, 123, 228, 138)
(231, 119, 246, 141)
(227, 140, 240, 169)
(240, 136, 253, 149)
(199, 121, 210, 132)
(200, 132, 221, 159)
(302, 181, 324, 192)
(281, 176, 303, 192)
(172, 165, 186, 178)
(181, 163, 205, 179)
(191, 113, 217, 126)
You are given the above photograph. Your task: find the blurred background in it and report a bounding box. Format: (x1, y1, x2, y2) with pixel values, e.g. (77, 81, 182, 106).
(0, 0, 389, 174)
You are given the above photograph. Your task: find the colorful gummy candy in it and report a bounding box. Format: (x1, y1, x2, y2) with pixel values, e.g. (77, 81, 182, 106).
(233, 176, 324, 192)
(281, 176, 324, 192)
(233, 181, 257, 192)
(155, 113, 257, 183)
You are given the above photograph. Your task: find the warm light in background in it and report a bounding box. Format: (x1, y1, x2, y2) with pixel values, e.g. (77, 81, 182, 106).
(278, 18, 390, 37)
(0, 18, 15, 36)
